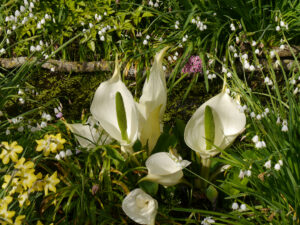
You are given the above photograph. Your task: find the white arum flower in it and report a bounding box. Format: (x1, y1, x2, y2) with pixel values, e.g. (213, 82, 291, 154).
(144, 152, 190, 186)
(122, 188, 158, 225)
(67, 116, 111, 149)
(90, 57, 139, 153)
(184, 91, 246, 158)
(136, 47, 168, 152)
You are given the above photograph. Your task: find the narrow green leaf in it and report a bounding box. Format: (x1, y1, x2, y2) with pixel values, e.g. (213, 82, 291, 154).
(204, 105, 215, 150)
(206, 184, 218, 204)
(139, 180, 159, 196)
(115, 92, 128, 142)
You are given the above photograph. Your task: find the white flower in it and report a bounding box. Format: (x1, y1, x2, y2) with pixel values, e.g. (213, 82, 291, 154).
(239, 170, 245, 179)
(15, 10, 21, 17)
(100, 35, 105, 41)
(184, 91, 246, 158)
(227, 72, 232, 78)
(30, 2, 34, 8)
(264, 160, 271, 169)
(40, 121, 47, 128)
(6, 129, 10, 135)
(136, 47, 168, 152)
(59, 151, 66, 158)
(252, 135, 259, 143)
(250, 112, 255, 118)
(0, 48, 7, 54)
(270, 50, 275, 58)
(230, 23, 236, 31)
(146, 35, 150, 40)
(66, 149, 73, 156)
(55, 154, 61, 160)
(251, 41, 257, 46)
(246, 170, 251, 177)
(255, 49, 260, 54)
(41, 18, 45, 24)
(280, 44, 285, 50)
(90, 57, 139, 152)
(201, 216, 215, 225)
(232, 202, 239, 210)
(276, 26, 280, 31)
(240, 204, 247, 211)
(67, 116, 111, 149)
(144, 152, 190, 186)
(256, 114, 261, 120)
(20, 5, 26, 12)
(274, 163, 281, 171)
(143, 39, 148, 45)
(278, 159, 283, 166)
(281, 125, 288, 132)
(280, 21, 285, 27)
(19, 98, 25, 104)
(122, 188, 158, 225)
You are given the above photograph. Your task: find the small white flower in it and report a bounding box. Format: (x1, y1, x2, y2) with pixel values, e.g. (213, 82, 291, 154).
(162, 66, 166, 71)
(50, 67, 55, 72)
(261, 141, 266, 148)
(240, 204, 247, 211)
(249, 65, 255, 71)
(252, 135, 259, 143)
(173, 55, 177, 61)
(148, 0, 154, 6)
(40, 121, 47, 128)
(230, 23, 236, 31)
(7, 29, 12, 35)
(239, 170, 245, 179)
(246, 170, 252, 177)
(264, 160, 271, 169)
(15, 10, 21, 17)
(30, 2, 34, 8)
(276, 117, 281, 124)
(143, 39, 148, 45)
(191, 18, 196, 24)
(201, 216, 215, 225)
(276, 26, 280, 31)
(232, 202, 239, 210)
(278, 160, 283, 166)
(270, 50, 275, 58)
(281, 125, 288, 132)
(290, 79, 296, 85)
(89, 23, 93, 28)
(226, 72, 232, 78)
(41, 18, 45, 24)
(100, 35, 105, 41)
(274, 163, 281, 171)
(280, 21, 285, 27)
(250, 112, 256, 118)
(255, 141, 263, 149)
(6, 129, 10, 135)
(265, 108, 269, 114)
(55, 154, 61, 160)
(280, 44, 285, 50)
(36, 45, 42, 51)
(244, 61, 250, 70)
(251, 41, 257, 46)
(146, 35, 150, 40)
(256, 114, 261, 120)
(59, 151, 66, 158)
(154, 2, 159, 7)
(20, 5, 26, 12)
(255, 49, 260, 54)
(24, 0, 28, 6)
(19, 98, 25, 104)
(66, 149, 73, 156)
(37, 22, 41, 29)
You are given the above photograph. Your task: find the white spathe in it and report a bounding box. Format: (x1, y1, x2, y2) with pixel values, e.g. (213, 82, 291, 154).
(145, 152, 191, 186)
(67, 116, 111, 149)
(122, 188, 158, 225)
(90, 59, 139, 149)
(184, 92, 246, 158)
(136, 47, 168, 152)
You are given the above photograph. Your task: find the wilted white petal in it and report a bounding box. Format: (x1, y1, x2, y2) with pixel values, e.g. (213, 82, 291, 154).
(136, 47, 169, 152)
(67, 117, 110, 148)
(144, 152, 190, 186)
(122, 188, 158, 225)
(90, 59, 139, 148)
(184, 92, 246, 158)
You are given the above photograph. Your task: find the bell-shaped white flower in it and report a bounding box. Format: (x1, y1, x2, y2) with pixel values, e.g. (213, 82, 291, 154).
(143, 152, 191, 186)
(67, 116, 111, 149)
(122, 188, 158, 225)
(90, 58, 139, 152)
(184, 92, 246, 158)
(136, 47, 168, 152)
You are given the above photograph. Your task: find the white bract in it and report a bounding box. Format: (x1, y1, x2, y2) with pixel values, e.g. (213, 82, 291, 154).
(144, 152, 190, 186)
(136, 47, 168, 152)
(90, 58, 139, 152)
(122, 188, 158, 225)
(67, 116, 111, 149)
(184, 91, 246, 158)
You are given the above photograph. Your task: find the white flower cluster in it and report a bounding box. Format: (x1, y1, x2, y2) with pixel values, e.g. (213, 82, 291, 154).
(264, 76, 273, 86)
(232, 202, 247, 211)
(182, 34, 188, 42)
(276, 19, 288, 31)
(207, 70, 217, 80)
(167, 51, 179, 62)
(191, 17, 207, 31)
(239, 168, 252, 179)
(148, 0, 160, 8)
(98, 25, 111, 41)
(230, 23, 236, 31)
(239, 53, 255, 71)
(143, 35, 151, 45)
(174, 21, 180, 29)
(252, 135, 266, 149)
(264, 159, 283, 171)
(281, 119, 288, 132)
(55, 149, 73, 160)
(37, 13, 51, 29)
(201, 217, 215, 225)
(94, 13, 102, 22)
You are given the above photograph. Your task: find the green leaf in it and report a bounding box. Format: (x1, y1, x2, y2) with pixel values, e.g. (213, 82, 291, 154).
(115, 92, 128, 142)
(139, 180, 159, 196)
(142, 12, 153, 17)
(204, 105, 215, 150)
(87, 40, 95, 52)
(206, 184, 218, 204)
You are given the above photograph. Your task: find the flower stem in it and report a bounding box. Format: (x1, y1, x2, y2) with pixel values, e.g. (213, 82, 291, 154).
(200, 157, 211, 190)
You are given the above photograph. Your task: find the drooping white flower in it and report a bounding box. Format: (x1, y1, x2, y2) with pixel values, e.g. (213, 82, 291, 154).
(274, 163, 281, 171)
(143, 152, 190, 186)
(201, 216, 215, 225)
(122, 188, 158, 225)
(252, 135, 259, 143)
(67, 116, 111, 149)
(240, 204, 247, 211)
(184, 91, 246, 158)
(264, 160, 271, 169)
(136, 47, 168, 152)
(232, 202, 239, 210)
(90, 57, 139, 152)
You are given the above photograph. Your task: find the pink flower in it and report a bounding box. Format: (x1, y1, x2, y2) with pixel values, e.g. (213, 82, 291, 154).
(181, 55, 202, 74)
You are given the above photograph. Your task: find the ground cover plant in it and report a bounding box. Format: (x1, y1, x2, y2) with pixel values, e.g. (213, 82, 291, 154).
(0, 0, 300, 224)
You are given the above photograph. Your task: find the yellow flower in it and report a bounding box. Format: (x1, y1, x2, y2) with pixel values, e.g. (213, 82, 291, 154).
(44, 171, 60, 196)
(36, 220, 44, 225)
(0, 141, 23, 164)
(0, 204, 15, 224)
(18, 169, 37, 190)
(32, 172, 45, 192)
(18, 192, 30, 207)
(2, 175, 22, 195)
(36, 134, 66, 156)
(14, 215, 26, 225)
(14, 157, 35, 171)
